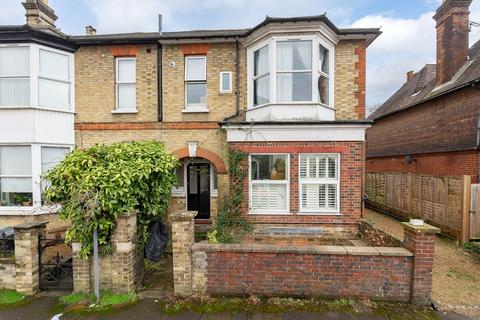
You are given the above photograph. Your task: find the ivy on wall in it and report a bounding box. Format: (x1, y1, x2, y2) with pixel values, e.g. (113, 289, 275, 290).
(44, 141, 178, 258)
(208, 147, 252, 243)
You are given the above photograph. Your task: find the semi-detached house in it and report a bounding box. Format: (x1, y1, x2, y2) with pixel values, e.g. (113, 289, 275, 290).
(0, 0, 380, 237)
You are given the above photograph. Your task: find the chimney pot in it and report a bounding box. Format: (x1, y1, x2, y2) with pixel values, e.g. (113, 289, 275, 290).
(406, 70, 414, 82)
(85, 25, 97, 35)
(433, 0, 473, 86)
(22, 0, 58, 28)
(158, 14, 163, 35)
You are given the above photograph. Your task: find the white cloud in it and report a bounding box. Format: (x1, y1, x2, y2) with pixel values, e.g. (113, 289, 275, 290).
(359, 0, 480, 112)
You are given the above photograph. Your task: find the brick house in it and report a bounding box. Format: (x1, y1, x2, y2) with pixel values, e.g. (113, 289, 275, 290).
(366, 0, 480, 181)
(0, 0, 380, 237)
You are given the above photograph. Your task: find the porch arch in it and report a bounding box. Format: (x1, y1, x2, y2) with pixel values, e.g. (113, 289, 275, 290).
(172, 147, 227, 174)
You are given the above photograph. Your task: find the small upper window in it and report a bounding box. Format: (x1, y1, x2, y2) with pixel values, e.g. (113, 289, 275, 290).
(253, 46, 269, 106)
(116, 58, 136, 111)
(318, 44, 330, 105)
(0, 47, 30, 107)
(185, 56, 207, 110)
(39, 49, 71, 111)
(220, 71, 232, 93)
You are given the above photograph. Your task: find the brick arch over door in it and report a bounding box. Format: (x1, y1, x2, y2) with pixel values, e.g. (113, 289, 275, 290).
(172, 147, 227, 174)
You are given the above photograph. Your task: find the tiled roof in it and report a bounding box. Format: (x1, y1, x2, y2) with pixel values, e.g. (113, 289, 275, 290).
(369, 40, 480, 121)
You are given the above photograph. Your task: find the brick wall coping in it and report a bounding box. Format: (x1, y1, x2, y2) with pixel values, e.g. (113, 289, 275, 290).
(192, 242, 413, 257)
(13, 221, 47, 230)
(401, 222, 441, 234)
(171, 211, 197, 221)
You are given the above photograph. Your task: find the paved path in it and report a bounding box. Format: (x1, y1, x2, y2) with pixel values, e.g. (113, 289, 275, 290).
(363, 208, 480, 318)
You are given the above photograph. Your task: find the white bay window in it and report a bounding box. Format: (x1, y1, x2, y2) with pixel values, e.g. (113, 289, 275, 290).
(0, 44, 74, 111)
(249, 154, 289, 213)
(248, 36, 334, 112)
(299, 154, 339, 213)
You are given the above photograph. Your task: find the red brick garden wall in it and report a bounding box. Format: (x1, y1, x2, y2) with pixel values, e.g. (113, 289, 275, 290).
(229, 141, 364, 226)
(195, 244, 413, 301)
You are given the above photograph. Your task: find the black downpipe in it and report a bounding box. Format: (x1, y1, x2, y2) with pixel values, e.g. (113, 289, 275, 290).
(223, 37, 240, 121)
(157, 43, 163, 122)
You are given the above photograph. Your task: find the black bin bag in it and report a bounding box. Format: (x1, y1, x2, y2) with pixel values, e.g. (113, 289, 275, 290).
(144, 220, 169, 262)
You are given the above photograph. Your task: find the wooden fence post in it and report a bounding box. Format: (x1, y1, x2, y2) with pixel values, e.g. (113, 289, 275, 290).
(461, 175, 471, 245)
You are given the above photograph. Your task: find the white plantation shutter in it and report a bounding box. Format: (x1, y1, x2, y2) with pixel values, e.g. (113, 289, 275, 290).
(299, 154, 339, 212)
(251, 184, 287, 211)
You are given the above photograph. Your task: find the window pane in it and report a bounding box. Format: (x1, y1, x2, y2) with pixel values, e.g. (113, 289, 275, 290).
(186, 82, 206, 108)
(318, 75, 329, 105)
(0, 78, 30, 106)
(221, 72, 231, 91)
(250, 155, 286, 180)
(254, 76, 269, 106)
(40, 49, 69, 81)
(186, 57, 206, 80)
(277, 40, 312, 71)
(0, 47, 29, 76)
(117, 84, 136, 110)
(327, 184, 336, 209)
(0, 146, 31, 175)
(251, 183, 287, 211)
(276, 72, 312, 102)
(319, 44, 329, 74)
(328, 157, 337, 178)
(39, 78, 70, 110)
(212, 165, 218, 190)
(254, 46, 269, 76)
(117, 59, 136, 82)
(175, 165, 184, 188)
(0, 177, 32, 206)
(41, 147, 69, 173)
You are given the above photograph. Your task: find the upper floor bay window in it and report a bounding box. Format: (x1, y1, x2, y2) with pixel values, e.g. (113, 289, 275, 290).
(115, 58, 136, 112)
(249, 154, 289, 214)
(249, 36, 334, 109)
(0, 44, 74, 111)
(185, 56, 207, 111)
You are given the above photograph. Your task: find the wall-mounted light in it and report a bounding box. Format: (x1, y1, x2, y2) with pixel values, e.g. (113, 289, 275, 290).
(187, 141, 198, 158)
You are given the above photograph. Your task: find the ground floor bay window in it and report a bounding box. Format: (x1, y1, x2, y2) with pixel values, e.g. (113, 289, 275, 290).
(0, 144, 71, 210)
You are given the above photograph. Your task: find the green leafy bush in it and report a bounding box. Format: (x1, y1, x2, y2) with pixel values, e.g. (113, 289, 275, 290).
(44, 141, 178, 257)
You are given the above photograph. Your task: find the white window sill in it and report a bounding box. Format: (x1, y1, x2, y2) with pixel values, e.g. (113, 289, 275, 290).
(248, 211, 292, 215)
(248, 102, 334, 111)
(0, 106, 75, 114)
(182, 108, 209, 113)
(0, 205, 59, 216)
(171, 192, 186, 198)
(298, 211, 341, 216)
(111, 109, 138, 114)
(220, 90, 232, 94)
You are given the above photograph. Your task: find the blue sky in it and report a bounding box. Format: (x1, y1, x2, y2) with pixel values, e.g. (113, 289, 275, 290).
(2, 0, 480, 112)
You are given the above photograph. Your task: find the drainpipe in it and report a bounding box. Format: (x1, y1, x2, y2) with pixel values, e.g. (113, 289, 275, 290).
(223, 36, 240, 121)
(157, 43, 163, 122)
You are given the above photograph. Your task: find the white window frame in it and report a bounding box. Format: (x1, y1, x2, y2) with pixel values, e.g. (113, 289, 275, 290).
(219, 71, 232, 93)
(0, 145, 33, 209)
(38, 48, 71, 110)
(0, 45, 30, 107)
(0, 143, 73, 212)
(248, 153, 290, 215)
(298, 153, 340, 215)
(184, 55, 208, 112)
(246, 35, 334, 110)
(0, 43, 75, 112)
(114, 57, 137, 113)
(172, 161, 218, 198)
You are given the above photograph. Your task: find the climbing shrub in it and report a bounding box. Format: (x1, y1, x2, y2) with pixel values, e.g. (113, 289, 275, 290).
(44, 141, 178, 258)
(208, 148, 252, 243)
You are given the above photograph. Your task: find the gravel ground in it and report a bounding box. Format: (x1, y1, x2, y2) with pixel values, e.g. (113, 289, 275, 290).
(363, 209, 480, 318)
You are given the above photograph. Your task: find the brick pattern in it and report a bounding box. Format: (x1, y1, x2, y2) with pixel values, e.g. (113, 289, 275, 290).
(13, 223, 45, 295)
(72, 213, 138, 294)
(75, 45, 158, 123)
(335, 40, 366, 120)
(229, 141, 364, 226)
(0, 258, 16, 290)
(366, 151, 479, 182)
(402, 223, 439, 305)
(366, 87, 480, 158)
(202, 250, 412, 300)
(171, 211, 196, 296)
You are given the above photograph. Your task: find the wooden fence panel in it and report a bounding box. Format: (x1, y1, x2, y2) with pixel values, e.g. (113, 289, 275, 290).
(470, 184, 480, 240)
(366, 172, 469, 240)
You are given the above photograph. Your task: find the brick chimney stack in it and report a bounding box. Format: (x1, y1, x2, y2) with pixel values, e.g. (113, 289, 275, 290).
(22, 0, 58, 28)
(433, 0, 472, 86)
(85, 26, 97, 35)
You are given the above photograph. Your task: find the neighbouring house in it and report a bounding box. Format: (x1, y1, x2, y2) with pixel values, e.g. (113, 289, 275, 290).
(366, 0, 480, 240)
(0, 0, 380, 239)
